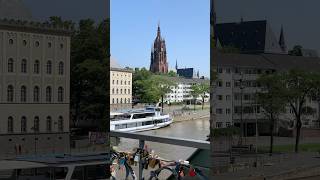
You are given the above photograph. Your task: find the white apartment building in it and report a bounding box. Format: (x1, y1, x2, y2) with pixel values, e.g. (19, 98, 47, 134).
(0, 19, 71, 157)
(163, 77, 210, 104)
(214, 53, 320, 135)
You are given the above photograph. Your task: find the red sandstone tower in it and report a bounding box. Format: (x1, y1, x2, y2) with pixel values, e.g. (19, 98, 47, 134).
(150, 24, 168, 73)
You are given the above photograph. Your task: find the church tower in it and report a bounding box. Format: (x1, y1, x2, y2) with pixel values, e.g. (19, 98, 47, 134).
(150, 24, 169, 73)
(279, 25, 287, 54)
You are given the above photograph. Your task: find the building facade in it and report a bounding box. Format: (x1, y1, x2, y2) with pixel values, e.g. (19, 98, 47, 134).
(214, 53, 320, 135)
(150, 24, 168, 74)
(162, 77, 209, 104)
(0, 19, 71, 158)
(110, 67, 133, 111)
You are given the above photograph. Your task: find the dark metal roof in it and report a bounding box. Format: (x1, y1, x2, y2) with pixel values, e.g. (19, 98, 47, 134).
(216, 20, 267, 53)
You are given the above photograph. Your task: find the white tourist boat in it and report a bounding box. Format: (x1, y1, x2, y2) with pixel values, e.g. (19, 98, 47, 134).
(110, 106, 173, 132)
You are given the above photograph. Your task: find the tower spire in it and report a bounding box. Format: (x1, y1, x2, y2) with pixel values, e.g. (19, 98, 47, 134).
(157, 21, 161, 37)
(175, 59, 178, 70)
(279, 25, 287, 53)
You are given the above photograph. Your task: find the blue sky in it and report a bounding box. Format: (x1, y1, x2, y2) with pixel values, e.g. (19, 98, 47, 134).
(111, 0, 210, 77)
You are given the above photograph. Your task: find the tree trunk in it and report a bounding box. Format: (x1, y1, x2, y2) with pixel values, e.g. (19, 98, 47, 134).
(194, 99, 196, 111)
(269, 115, 275, 156)
(295, 118, 302, 153)
(202, 94, 205, 110)
(161, 95, 164, 113)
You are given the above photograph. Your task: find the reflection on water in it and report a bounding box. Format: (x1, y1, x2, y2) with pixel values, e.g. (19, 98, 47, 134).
(115, 118, 209, 161)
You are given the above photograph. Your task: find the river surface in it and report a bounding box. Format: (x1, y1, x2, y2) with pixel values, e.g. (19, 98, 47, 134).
(115, 118, 210, 161)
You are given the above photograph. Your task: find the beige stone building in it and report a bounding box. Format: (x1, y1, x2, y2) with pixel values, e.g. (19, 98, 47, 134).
(110, 58, 133, 110)
(110, 67, 133, 111)
(0, 19, 71, 158)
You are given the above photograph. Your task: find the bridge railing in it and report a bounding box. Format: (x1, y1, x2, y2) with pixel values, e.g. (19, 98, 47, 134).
(109, 131, 210, 180)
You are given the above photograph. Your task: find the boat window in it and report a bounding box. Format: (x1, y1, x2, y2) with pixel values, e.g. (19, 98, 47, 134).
(111, 114, 131, 121)
(127, 123, 137, 128)
(133, 113, 154, 119)
(155, 119, 163, 124)
(142, 121, 153, 125)
(71, 166, 85, 180)
(54, 167, 68, 179)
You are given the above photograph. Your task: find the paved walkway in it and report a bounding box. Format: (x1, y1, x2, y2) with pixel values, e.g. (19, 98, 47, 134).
(212, 152, 320, 180)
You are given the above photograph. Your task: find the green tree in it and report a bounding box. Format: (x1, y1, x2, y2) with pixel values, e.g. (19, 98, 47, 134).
(151, 76, 174, 112)
(257, 74, 287, 156)
(168, 70, 178, 77)
(191, 84, 202, 111)
(199, 83, 210, 110)
(280, 70, 319, 152)
(289, 45, 303, 56)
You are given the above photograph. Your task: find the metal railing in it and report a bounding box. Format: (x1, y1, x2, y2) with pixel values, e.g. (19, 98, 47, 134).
(109, 131, 210, 179)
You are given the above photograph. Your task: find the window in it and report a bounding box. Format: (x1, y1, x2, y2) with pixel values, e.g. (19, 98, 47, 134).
(128, 98, 130, 103)
(216, 108, 223, 114)
(226, 122, 231, 127)
(46, 61, 52, 74)
(20, 86, 27, 102)
(8, 58, 14, 72)
(216, 95, 223, 101)
(124, 89, 127, 94)
(124, 81, 127, 85)
(46, 116, 52, 132)
(121, 80, 122, 85)
(35, 41, 40, 47)
(8, 117, 13, 133)
(128, 89, 130, 94)
(120, 98, 123, 104)
(112, 98, 115, 104)
(116, 98, 118, 104)
(112, 80, 115, 84)
(217, 68, 223, 73)
(23, 40, 27, 46)
(7, 85, 14, 102)
(21, 116, 27, 133)
(58, 116, 64, 132)
(33, 86, 40, 102)
(217, 81, 222, 87)
(226, 95, 231, 101)
(48, 42, 52, 48)
(60, 43, 64, 49)
(33, 116, 40, 132)
(116, 89, 119, 94)
(58, 87, 64, 102)
(120, 89, 123, 94)
(125, 98, 127, 103)
(216, 122, 223, 128)
(112, 88, 114, 94)
(46, 86, 52, 102)
(58, 62, 64, 75)
(226, 68, 231, 73)
(21, 59, 27, 73)
(9, 39, 13, 45)
(128, 81, 131, 85)
(226, 108, 231, 114)
(116, 80, 118, 85)
(34, 60, 40, 74)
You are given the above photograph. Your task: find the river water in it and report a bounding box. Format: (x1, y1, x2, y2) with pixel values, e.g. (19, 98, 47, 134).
(115, 118, 210, 161)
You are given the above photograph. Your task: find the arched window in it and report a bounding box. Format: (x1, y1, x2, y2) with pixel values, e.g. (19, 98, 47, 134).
(22, 40, 27, 46)
(33, 86, 40, 102)
(21, 59, 27, 73)
(8, 58, 14, 72)
(35, 41, 40, 47)
(112, 88, 114, 94)
(48, 42, 52, 48)
(120, 98, 123, 104)
(121, 80, 122, 85)
(128, 89, 130, 94)
(58, 61, 64, 75)
(34, 60, 40, 74)
(128, 98, 130, 103)
(116, 89, 119, 94)
(124, 89, 127, 94)
(116, 80, 118, 85)
(112, 98, 115, 104)
(21, 116, 27, 133)
(46, 116, 52, 132)
(9, 39, 13, 45)
(120, 89, 122, 94)
(112, 80, 115, 84)
(46, 61, 52, 74)
(125, 98, 127, 103)
(20, 86, 27, 102)
(58, 87, 64, 102)
(8, 117, 13, 133)
(7, 85, 14, 102)
(124, 81, 127, 85)
(58, 116, 64, 132)
(34, 116, 40, 132)
(46, 86, 52, 102)
(116, 98, 118, 104)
